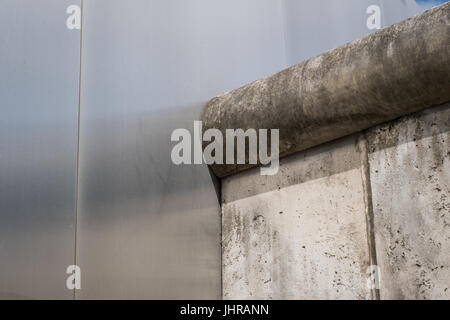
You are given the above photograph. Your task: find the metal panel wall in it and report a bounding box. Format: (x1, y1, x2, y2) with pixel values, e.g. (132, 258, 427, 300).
(0, 0, 81, 299)
(76, 0, 286, 299)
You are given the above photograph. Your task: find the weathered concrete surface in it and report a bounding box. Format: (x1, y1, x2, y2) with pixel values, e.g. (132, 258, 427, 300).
(222, 135, 371, 299)
(203, 3, 450, 177)
(367, 102, 450, 299)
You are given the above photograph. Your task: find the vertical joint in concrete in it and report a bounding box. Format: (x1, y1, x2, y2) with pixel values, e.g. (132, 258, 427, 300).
(357, 133, 380, 300)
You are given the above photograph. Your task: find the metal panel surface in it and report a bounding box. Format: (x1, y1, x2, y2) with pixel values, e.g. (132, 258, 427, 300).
(76, 0, 287, 299)
(0, 0, 81, 299)
(283, 0, 421, 65)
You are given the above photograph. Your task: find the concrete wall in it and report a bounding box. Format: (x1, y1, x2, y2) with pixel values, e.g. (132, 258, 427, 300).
(222, 102, 450, 299)
(222, 135, 371, 299)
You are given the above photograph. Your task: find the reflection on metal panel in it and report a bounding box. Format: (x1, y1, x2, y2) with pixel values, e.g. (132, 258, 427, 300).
(76, 0, 286, 299)
(0, 0, 81, 299)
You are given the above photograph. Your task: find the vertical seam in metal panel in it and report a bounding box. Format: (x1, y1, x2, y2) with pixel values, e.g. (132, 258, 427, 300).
(73, 0, 84, 301)
(357, 133, 380, 300)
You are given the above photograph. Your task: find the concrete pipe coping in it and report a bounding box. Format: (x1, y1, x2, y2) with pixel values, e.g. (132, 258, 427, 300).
(201, 3, 450, 178)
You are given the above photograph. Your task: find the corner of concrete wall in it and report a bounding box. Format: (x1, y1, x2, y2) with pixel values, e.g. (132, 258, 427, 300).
(221, 102, 449, 299)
